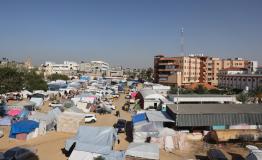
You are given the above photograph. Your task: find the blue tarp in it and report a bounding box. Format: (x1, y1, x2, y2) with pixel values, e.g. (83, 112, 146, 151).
(9, 120, 39, 138)
(132, 113, 147, 124)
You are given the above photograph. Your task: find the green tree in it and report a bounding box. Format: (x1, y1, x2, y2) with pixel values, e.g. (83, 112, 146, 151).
(237, 92, 250, 104)
(47, 73, 69, 81)
(0, 67, 24, 94)
(24, 71, 48, 92)
(194, 84, 208, 94)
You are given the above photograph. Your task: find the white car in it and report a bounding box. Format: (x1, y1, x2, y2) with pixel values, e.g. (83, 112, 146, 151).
(84, 114, 96, 123)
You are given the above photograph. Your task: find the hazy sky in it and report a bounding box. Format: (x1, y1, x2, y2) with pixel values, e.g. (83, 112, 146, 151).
(0, 0, 262, 68)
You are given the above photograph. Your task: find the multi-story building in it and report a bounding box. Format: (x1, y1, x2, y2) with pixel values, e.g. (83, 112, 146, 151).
(42, 61, 79, 76)
(218, 68, 262, 91)
(154, 55, 201, 86)
(154, 55, 257, 86)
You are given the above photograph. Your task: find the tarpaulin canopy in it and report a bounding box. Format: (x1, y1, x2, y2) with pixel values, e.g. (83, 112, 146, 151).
(65, 126, 117, 155)
(30, 98, 43, 109)
(9, 120, 39, 138)
(132, 113, 147, 124)
(69, 150, 125, 160)
(7, 108, 21, 116)
(145, 111, 174, 122)
(0, 116, 11, 126)
(126, 143, 159, 160)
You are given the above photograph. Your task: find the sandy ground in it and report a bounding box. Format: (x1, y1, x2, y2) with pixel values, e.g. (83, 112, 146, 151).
(0, 93, 250, 160)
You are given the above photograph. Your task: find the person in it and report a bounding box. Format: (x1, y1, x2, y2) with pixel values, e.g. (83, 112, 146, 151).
(115, 110, 120, 117)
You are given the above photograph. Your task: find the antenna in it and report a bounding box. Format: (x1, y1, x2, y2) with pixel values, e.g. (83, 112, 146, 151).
(180, 27, 184, 56)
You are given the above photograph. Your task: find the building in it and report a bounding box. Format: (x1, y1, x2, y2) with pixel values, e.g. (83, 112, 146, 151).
(42, 61, 79, 76)
(168, 94, 239, 104)
(154, 55, 201, 86)
(154, 55, 256, 86)
(79, 61, 92, 73)
(218, 68, 262, 91)
(166, 104, 262, 128)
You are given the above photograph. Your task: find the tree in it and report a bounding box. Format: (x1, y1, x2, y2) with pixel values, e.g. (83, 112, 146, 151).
(47, 73, 69, 81)
(194, 84, 208, 94)
(24, 71, 48, 92)
(237, 92, 250, 104)
(0, 67, 24, 94)
(208, 89, 222, 94)
(0, 67, 48, 93)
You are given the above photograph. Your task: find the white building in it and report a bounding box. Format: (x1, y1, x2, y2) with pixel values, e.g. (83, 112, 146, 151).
(43, 61, 79, 76)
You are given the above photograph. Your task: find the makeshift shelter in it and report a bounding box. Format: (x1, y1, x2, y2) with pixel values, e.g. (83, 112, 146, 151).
(0, 116, 11, 126)
(3, 147, 38, 160)
(9, 120, 39, 140)
(8, 101, 36, 111)
(126, 143, 159, 160)
(65, 126, 117, 155)
(57, 112, 84, 133)
(7, 108, 21, 117)
(69, 150, 124, 160)
(136, 89, 166, 110)
(30, 98, 43, 109)
(28, 108, 62, 135)
(132, 113, 147, 124)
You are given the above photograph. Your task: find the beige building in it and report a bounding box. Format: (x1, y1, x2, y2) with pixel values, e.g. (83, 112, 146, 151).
(154, 55, 256, 86)
(154, 55, 201, 86)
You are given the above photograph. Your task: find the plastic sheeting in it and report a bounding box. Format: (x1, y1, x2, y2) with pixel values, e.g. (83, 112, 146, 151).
(126, 143, 159, 160)
(9, 120, 39, 138)
(65, 126, 117, 155)
(0, 116, 11, 126)
(30, 98, 43, 109)
(132, 113, 146, 124)
(145, 111, 174, 122)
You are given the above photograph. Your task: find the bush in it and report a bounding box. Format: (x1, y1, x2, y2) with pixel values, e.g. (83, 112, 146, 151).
(47, 73, 69, 81)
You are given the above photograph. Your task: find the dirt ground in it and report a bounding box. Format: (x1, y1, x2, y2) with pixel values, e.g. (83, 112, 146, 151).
(0, 93, 250, 160)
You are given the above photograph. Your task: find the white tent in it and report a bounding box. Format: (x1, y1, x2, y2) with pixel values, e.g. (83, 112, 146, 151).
(126, 143, 159, 160)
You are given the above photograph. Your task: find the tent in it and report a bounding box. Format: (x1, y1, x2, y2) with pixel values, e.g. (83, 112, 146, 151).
(29, 108, 62, 134)
(132, 113, 147, 124)
(3, 147, 38, 160)
(69, 150, 124, 160)
(145, 111, 174, 123)
(65, 126, 117, 155)
(0, 116, 11, 126)
(30, 98, 43, 109)
(9, 120, 39, 138)
(126, 143, 159, 160)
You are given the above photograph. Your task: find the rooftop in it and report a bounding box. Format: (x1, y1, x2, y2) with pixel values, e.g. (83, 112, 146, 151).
(167, 104, 262, 115)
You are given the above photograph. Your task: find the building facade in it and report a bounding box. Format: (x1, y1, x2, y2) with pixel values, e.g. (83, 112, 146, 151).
(218, 68, 262, 90)
(154, 55, 256, 86)
(42, 61, 79, 76)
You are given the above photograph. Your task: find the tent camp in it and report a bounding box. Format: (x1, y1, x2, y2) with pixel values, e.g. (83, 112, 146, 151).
(65, 126, 117, 156)
(126, 143, 159, 160)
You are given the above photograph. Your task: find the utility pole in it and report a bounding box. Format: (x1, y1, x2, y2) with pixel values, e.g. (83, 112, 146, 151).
(180, 27, 185, 56)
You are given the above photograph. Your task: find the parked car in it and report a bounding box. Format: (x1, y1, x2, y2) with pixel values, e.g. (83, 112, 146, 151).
(95, 107, 112, 114)
(207, 149, 228, 160)
(49, 101, 63, 108)
(113, 119, 127, 133)
(125, 95, 131, 99)
(84, 114, 96, 123)
(112, 94, 120, 98)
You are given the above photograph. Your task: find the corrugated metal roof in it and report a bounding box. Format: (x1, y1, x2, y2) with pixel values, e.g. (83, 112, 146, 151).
(167, 104, 262, 114)
(167, 104, 262, 127)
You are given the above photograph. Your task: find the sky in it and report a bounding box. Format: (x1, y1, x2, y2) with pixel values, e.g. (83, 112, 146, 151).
(0, 0, 262, 68)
